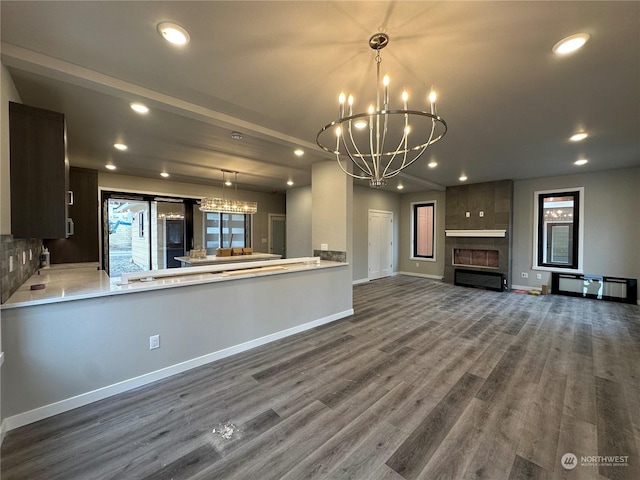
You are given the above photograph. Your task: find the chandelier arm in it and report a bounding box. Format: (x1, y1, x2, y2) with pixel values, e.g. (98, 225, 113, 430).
(345, 121, 374, 177)
(381, 111, 410, 177)
(386, 119, 437, 175)
(334, 153, 373, 180)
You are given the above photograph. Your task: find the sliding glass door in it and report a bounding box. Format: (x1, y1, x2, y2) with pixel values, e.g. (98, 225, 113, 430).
(102, 191, 252, 276)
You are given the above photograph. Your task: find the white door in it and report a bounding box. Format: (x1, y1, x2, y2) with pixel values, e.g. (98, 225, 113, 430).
(368, 210, 393, 280)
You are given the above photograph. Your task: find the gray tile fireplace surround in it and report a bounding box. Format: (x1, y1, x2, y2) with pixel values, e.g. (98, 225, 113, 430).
(444, 180, 513, 289)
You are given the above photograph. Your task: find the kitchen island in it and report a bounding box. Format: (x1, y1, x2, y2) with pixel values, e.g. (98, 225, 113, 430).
(1, 257, 352, 431)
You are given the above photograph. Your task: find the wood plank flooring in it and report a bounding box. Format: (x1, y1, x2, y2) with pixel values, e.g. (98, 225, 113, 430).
(2, 276, 639, 479)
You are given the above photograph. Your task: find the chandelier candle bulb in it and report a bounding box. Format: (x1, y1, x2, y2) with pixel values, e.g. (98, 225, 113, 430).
(383, 75, 390, 107)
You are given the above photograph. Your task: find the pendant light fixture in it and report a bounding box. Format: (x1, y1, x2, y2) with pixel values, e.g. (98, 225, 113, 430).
(199, 170, 258, 214)
(316, 33, 448, 188)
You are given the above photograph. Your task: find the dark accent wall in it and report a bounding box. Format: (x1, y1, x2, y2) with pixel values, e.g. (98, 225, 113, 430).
(1, 235, 42, 303)
(444, 180, 513, 288)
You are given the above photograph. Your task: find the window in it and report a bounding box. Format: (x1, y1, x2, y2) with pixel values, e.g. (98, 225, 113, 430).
(412, 201, 436, 260)
(204, 212, 251, 253)
(533, 188, 583, 271)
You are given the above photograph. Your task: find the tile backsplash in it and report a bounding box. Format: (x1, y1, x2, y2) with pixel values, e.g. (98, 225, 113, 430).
(1, 235, 42, 304)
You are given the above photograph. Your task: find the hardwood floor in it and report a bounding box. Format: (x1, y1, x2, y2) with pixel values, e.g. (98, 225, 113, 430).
(2, 276, 639, 479)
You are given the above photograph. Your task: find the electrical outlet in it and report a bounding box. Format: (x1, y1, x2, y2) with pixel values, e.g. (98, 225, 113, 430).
(536, 273, 542, 280)
(479, 211, 484, 217)
(416, 262, 420, 267)
(521, 272, 529, 278)
(465, 211, 470, 218)
(149, 335, 160, 350)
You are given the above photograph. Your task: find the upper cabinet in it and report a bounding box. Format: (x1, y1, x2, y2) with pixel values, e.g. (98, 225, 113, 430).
(9, 102, 69, 239)
(44, 167, 99, 264)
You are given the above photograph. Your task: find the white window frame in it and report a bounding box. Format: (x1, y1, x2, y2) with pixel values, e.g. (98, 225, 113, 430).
(410, 200, 437, 262)
(532, 187, 584, 273)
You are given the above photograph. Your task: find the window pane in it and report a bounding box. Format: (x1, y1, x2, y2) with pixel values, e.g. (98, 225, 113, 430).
(414, 203, 434, 258)
(537, 191, 579, 268)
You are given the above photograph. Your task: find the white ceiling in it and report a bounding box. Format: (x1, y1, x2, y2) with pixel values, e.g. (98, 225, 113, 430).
(2, 1, 639, 193)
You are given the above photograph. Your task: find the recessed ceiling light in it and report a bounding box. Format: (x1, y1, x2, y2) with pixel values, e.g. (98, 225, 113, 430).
(287, 180, 294, 186)
(397, 184, 404, 190)
(157, 22, 190, 45)
(230, 131, 243, 140)
(105, 164, 117, 171)
(459, 175, 468, 181)
(225, 180, 233, 186)
(113, 143, 128, 151)
(428, 161, 438, 168)
(570, 132, 588, 142)
(354, 120, 368, 129)
(130, 102, 149, 114)
(574, 158, 588, 166)
(294, 149, 304, 156)
(553, 33, 590, 55)
(160, 172, 170, 178)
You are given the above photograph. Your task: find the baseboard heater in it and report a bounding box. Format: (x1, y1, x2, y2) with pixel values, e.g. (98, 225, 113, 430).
(455, 268, 505, 292)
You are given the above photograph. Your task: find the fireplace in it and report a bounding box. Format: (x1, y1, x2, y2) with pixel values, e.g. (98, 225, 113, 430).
(443, 180, 513, 289)
(453, 248, 499, 269)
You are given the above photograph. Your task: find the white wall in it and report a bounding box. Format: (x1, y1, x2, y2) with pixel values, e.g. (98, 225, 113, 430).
(1, 64, 22, 235)
(512, 167, 640, 292)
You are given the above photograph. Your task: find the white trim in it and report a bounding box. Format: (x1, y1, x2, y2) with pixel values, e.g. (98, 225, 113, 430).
(445, 229, 506, 237)
(397, 271, 444, 281)
(2, 309, 353, 433)
(511, 284, 539, 292)
(0, 351, 4, 367)
(353, 278, 370, 285)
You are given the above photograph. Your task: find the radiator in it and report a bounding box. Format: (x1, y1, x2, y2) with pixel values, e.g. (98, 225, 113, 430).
(454, 268, 505, 292)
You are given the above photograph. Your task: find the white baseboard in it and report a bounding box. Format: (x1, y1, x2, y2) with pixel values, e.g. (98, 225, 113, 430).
(0, 419, 6, 446)
(510, 284, 539, 291)
(3, 309, 354, 433)
(352, 278, 370, 285)
(397, 271, 444, 281)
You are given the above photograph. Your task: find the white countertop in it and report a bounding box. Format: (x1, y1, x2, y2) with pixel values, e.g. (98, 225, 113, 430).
(1, 258, 347, 310)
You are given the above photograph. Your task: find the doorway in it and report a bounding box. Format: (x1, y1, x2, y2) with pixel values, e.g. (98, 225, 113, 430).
(102, 192, 191, 276)
(269, 214, 286, 257)
(368, 210, 393, 280)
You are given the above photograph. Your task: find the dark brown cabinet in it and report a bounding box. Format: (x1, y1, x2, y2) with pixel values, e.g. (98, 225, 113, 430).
(9, 101, 69, 239)
(45, 167, 99, 264)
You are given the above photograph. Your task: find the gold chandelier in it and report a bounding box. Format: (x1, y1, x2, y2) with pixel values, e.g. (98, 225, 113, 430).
(316, 33, 447, 188)
(199, 170, 257, 214)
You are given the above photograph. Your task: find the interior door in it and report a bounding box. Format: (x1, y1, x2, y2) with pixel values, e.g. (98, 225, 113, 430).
(368, 210, 393, 280)
(269, 214, 286, 257)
